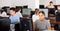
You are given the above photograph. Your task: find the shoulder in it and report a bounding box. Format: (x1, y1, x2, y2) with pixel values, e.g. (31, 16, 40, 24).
(35, 20, 39, 23)
(16, 15, 20, 17)
(32, 14, 36, 17)
(2, 12, 6, 14)
(45, 20, 50, 24)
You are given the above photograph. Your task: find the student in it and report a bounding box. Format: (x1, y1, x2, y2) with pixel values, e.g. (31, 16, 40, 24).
(32, 8, 40, 22)
(55, 5, 60, 13)
(47, 1, 55, 8)
(35, 11, 51, 31)
(16, 8, 23, 17)
(9, 7, 20, 31)
(0, 9, 9, 17)
(32, 8, 40, 31)
(47, 1, 55, 16)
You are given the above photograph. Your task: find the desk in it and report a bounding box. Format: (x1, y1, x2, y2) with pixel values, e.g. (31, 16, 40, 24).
(50, 19, 60, 24)
(44, 30, 57, 31)
(50, 19, 60, 30)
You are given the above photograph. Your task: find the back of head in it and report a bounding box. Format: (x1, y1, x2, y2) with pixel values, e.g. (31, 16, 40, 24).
(35, 8, 39, 14)
(39, 11, 45, 16)
(10, 7, 16, 12)
(57, 5, 60, 10)
(50, 1, 53, 3)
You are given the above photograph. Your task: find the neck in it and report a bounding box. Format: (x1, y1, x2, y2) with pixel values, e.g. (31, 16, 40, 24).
(11, 14, 16, 16)
(35, 13, 39, 15)
(40, 19, 45, 22)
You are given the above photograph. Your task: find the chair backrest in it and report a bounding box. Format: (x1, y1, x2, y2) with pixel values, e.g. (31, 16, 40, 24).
(56, 12, 60, 21)
(30, 11, 35, 18)
(0, 17, 10, 31)
(20, 18, 33, 31)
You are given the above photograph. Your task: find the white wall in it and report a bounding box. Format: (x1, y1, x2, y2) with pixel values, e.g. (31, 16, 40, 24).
(56, 0, 60, 5)
(28, 0, 39, 10)
(39, 0, 52, 7)
(0, 0, 60, 10)
(0, 0, 37, 10)
(39, 0, 60, 7)
(1, 0, 21, 7)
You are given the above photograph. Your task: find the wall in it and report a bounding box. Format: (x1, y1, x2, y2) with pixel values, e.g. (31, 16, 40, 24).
(39, 0, 52, 7)
(0, 0, 60, 10)
(1, 0, 21, 7)
(39, 0, 60, 6)
(56, 0, 60, 5)
(0, 0, 38, 10)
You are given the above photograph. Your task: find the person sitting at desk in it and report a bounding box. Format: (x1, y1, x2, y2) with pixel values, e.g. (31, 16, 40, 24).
(47, 1, 55, 8)
(16, 8, 23, 18)
(35, 11, 51, 31)
(32, 8, 40, 22)
(0, 9, 9, 17)
(9, 7, 20, 31)
(32, 8, 40, 31)
(47, 1, 55, 16)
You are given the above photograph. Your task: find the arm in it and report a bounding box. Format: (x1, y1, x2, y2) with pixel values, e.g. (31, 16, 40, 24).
(32, 15, 35, 22)
(20, 13, 23, 17)
(32, 15, 35, 31)
(48, 26, 51, 30)
(47, 21, 51, 30)
(35, 21, 38, 31)
(33, 22, 35, 31)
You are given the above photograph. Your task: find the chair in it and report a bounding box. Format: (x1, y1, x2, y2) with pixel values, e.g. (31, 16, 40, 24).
(56, 12, 60, 21)
(20, 18, 33, 31)
(0, 17, 10, 31)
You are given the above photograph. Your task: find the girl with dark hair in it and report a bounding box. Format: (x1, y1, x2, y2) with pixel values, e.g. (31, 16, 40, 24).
(35, 11, 51, 31)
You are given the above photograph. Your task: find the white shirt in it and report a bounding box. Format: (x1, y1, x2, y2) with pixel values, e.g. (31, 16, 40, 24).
(16, 12, 22, 17)
(0, 12, 9, 17)
(32, 14, 39, 22)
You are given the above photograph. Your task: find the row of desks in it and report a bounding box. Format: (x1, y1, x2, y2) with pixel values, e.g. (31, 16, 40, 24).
(50, 19, 60, 24)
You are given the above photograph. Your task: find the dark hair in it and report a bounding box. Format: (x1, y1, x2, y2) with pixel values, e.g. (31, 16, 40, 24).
(10, 7, 16, 12)
(35, 8, 39, 13)
(35, 8, 39, 11)
(50, 1, 53, 3)
(39, 11, 45, 15)
(1, 9, 5, 13)
(57, 5, 60, 7)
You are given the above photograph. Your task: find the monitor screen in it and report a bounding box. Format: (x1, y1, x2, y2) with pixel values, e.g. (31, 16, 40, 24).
(22, 8, 32, 15)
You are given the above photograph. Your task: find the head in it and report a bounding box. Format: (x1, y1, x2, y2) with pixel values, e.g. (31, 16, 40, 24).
(49, 1, 53, 6)
(35, 8, 40, 15)
(39, 11, 45, 21)
(16, 8, 21, 12)
(1, 9, 5, 13)
(10, 7, 16, 16)
(57, 5, 60, 10)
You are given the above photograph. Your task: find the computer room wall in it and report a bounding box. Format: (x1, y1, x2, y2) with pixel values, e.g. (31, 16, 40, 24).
(0, 0, 60, 10)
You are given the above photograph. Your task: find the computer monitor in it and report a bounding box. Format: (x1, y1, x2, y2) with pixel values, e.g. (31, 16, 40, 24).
(22, 8, 32, 16)
(23, 6, 28, 8)
(40, 9, 48, 17)
(39, 5, 44, 9)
